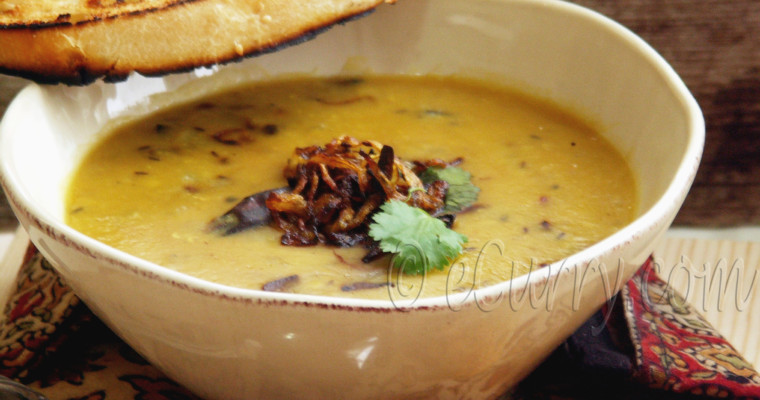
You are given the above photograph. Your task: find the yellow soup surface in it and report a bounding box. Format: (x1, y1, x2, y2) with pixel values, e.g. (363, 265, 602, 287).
(66, 75, 637, 299)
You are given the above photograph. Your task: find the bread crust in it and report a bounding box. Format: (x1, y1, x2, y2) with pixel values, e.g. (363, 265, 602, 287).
(0, 0, 391, 84)
(0, 0, 196, 28)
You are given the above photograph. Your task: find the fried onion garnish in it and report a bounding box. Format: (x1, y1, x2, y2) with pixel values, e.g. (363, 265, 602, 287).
(267, 136, 448, 246)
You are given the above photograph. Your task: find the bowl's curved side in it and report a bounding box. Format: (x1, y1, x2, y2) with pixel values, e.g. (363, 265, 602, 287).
(0, 207, 657, 399)
(0, 0, 704, 399)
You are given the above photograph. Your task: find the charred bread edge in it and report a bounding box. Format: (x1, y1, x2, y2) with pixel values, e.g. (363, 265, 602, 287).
(0, 2, 382, 86)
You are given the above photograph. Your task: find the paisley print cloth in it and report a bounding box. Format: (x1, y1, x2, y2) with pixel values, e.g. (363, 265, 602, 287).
(626, 258, 760, 398)
(0, 245, 758, 399)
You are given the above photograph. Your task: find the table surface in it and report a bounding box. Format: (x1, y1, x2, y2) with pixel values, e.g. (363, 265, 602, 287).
(1, 0, 759, 229)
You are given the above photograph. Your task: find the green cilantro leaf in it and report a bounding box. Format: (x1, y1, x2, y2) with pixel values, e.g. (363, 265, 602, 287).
(368, 200, 467, 274)
(419, 166, 480, 212)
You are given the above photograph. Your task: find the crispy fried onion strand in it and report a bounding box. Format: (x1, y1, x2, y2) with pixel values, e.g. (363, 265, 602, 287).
(266, 136, 449, 247)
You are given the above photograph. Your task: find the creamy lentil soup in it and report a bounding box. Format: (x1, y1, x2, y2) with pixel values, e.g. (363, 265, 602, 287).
(66, 75, 636, 299)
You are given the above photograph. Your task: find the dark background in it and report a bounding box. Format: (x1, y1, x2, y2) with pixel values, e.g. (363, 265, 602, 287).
(1, 0, 758, 228)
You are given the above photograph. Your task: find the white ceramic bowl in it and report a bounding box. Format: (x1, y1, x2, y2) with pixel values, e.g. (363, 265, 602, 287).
(0, 0, 703, 399)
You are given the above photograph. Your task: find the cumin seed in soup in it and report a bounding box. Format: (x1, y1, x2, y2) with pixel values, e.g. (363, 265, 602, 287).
(66, 75, 637, 299)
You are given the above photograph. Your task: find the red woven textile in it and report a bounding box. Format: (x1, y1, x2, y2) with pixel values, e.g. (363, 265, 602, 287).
(626, 258, 760, 398)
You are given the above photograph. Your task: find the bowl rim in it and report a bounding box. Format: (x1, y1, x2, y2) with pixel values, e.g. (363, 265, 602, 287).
(0, 0, 705, 312)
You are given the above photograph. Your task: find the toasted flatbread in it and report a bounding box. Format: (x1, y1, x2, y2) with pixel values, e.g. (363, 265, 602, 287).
(0, 0, 393, 85)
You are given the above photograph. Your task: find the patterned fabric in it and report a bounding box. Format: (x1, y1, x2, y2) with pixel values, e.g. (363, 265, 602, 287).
(0, 243, 198, 399)
(0, 245, 79, 380)
(0, 245, 758, 399)
(626, 258, 760, 399)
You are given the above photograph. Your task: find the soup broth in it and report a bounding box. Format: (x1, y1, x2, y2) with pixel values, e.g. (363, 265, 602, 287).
(66, 75, 637, 299)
